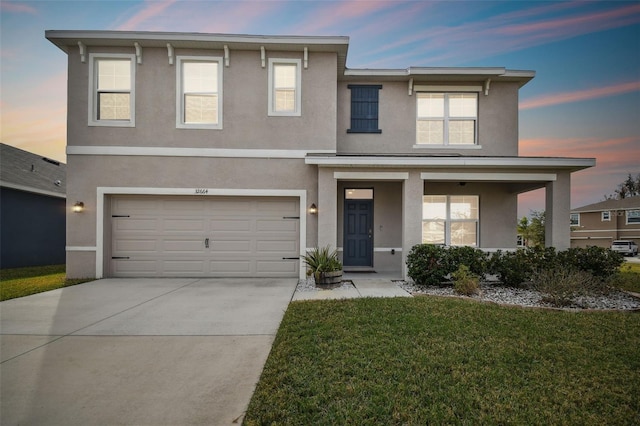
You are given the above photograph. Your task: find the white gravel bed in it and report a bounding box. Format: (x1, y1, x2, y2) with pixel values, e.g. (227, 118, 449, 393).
(397, 281, 640, 311)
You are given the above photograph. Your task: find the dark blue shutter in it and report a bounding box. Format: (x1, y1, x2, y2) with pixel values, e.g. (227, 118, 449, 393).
(347, 85, 382, 133)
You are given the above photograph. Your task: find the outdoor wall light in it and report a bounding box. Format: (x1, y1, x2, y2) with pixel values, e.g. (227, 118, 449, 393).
(309, 203, 318, 215)
(72, 201, 85, 213)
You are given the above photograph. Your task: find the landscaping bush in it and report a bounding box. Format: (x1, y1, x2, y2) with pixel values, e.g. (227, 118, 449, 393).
(452, 264, 480, 296)
(557, 246, 624, 280)
(445, 246, 488, 279)
(406, 244, 449, 286)
(488, 249, 534, 287)
(531, 266, 603, 307)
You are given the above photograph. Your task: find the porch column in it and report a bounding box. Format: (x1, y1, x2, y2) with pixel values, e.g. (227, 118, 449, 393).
(317, 167, 337, 249)
(402, 171, 423, 279)
(545, 171, 571, 250)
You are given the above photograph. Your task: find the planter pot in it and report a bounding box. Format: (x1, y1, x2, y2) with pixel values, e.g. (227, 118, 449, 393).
(316, 270, 343, 289)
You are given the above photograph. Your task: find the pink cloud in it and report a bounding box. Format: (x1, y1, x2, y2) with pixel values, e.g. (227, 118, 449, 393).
(114, 0, 178, 31)
(364, 2, 640, 67)
(0, 1, 38, 14)
(291, 0, 396, 34)
(520, 81, 640, 110)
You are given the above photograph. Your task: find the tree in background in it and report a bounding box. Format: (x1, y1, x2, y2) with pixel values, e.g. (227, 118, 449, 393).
(517, 210, 545, 247)
(604, 173, 640, 200)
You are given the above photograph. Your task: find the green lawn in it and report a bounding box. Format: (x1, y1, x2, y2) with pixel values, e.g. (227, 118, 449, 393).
(0, 264, 93, 301)
(616, 261, 640, 293)
(245, 297, 640, 425)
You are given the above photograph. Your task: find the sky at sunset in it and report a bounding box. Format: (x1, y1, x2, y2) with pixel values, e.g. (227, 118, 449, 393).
(1, 0, 639, 217)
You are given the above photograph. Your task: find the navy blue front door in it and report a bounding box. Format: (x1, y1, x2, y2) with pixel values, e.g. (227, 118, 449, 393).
(343, 199, 373, 267)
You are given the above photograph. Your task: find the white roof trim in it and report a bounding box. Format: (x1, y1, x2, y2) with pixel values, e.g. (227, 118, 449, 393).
(305, 155, 595, 170)
(0, 180, 66, 199)
(68, 145, 335, 159)
(334, 172, 409, 180)
(420, 172, 556, 181)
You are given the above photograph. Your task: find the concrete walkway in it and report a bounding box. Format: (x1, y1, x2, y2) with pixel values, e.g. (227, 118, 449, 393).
(0, 278, 296, 426)
(292, 278, 412, 301)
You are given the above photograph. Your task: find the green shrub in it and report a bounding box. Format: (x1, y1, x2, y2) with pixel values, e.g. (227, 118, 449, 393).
(557, 246, 624, 280)
(531, 267, 603, 307)
(446, 246, 489, 279)
(488, 249, 533, 287)
(406, 244, 450, 286)
(452, 264, 480, 296)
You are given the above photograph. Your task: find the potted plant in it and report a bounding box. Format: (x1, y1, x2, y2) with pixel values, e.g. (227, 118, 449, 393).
(302, 246, 343, 289)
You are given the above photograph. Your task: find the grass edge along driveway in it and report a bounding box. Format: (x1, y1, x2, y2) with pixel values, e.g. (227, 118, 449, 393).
(0, 264, 93, 301)
(245, 297, 639, 425)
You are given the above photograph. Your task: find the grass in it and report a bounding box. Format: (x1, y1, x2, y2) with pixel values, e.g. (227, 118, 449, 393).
(245, 297, 640, 425)
(615, 261, 640, 293)
(0, 264, 93, 301)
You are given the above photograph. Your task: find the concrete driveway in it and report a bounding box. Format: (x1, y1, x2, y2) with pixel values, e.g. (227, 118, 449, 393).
(0, 278, 297, 425)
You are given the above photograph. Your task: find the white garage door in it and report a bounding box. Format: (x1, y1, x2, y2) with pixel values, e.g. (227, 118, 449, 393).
(110, 195, 300, 277)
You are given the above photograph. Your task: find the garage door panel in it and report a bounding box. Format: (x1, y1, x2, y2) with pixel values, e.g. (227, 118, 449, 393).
(163, 260, 206, 274)
(210, 240, 251, 253)
(162, 239, 205, 253)
(256, 219, 297, 232)
(210, 260, 252, 274)
(114, 218, 159, 231)
(164, 219, 205, 232)
(257, 260, 298, 274)
(112, 260, 159, 275)
(114, 239, 158, 253)
(111, 195, 299, 278)
(210, 219, 251, 232)
(256, 240, 298, 252)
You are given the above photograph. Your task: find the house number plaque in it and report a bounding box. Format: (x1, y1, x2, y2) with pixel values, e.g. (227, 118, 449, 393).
(195, 188, 209, 194)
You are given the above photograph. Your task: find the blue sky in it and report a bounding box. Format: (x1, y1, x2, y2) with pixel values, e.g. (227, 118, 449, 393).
(1, 0, 639, 216)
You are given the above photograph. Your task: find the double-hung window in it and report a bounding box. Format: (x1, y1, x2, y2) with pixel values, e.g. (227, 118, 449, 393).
(89, 53, 135, 126)
(268, 59, 301, 116)
(347, 85, 382, 133)
(416, 93, 477, 145)
(177, 56, 222, 129)
(627, 210, 640, 224)
(423, 195, 479, 246)
(570, 213, 580, 226)
(602, 211, 611, 221)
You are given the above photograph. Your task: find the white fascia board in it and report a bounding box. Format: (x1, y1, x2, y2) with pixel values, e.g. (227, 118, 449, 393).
(334, 172, 409, 180)
(68, 146, 334, 159)
(344, 68, 408, 77)
(46, 30, 349, 50)
(408, 67, 506, 76)
(420, 172, 556, 181)
(0, 181, 66, 199)
(305, 156, 595, 170)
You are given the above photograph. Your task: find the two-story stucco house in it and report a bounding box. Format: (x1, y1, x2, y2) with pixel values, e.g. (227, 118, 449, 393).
(46, 30, 595, 280)
(570, 197, 640, 249)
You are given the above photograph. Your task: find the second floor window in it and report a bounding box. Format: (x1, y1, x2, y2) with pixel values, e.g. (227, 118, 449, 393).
(177, 56, 222, 129)
(269, 59, 301, 116)
(89, 54, 135, 127)
(570, 213, 580, 226)
(416, 93, 477, 145)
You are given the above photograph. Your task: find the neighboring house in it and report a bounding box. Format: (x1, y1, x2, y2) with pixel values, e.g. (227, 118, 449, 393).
(570, 197, 640, 249)
(46, 30, 595, 280)
(0, 143, 66, 268)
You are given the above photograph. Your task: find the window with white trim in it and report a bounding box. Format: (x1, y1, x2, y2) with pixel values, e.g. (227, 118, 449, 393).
(627, 210, 640, 224)
(602, 211, 611, 221)
(89, 54, 135, 126)
(416, 93, 477, 145)
(268, 59, 301, 116)
(176, 56, 222, 129)
(570, 213, 580, 226)
(422, 195, 479, 246)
